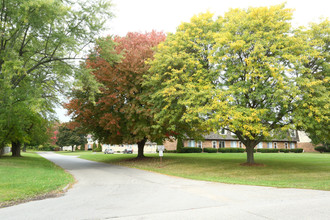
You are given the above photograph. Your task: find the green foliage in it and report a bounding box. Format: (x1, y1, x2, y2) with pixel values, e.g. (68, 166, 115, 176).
(256, 149, 280, 153)
(218, 148, 245, 153)
(178, 147, 202, 153)
(279, 149, 290, 153)
(92, 143, 97, 152)
(314, 146, 330, 153)
(145, 4, 328, 164)
(203, 148, 218, 153)
(93, 143, 102, 152)
(293, 19, 330, 146)
(56, 124, 87, 151)
(176, 137, 184, 151)
(290, 148, 304, 153)
(0, 0, 113, 152)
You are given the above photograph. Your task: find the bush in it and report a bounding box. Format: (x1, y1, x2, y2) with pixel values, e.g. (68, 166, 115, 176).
(218, 148, 245, 153)
(256, 149, 279, 153)
(178, 147, 202, 153)
(290, 148, 303, 153)
(315, 146, 327, 153)
(203, 148, 218, 153)
(279, 149, 290, 153)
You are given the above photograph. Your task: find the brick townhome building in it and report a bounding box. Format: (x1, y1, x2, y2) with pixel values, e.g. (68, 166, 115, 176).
(164, 130, 300, 151)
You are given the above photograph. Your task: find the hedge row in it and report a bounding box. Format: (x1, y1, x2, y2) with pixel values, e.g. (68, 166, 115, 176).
(203, 148, 218, 153)
(178, 147, 203, 153)
(177, 147, 304, 153)
(218, 148, 245, 153)
(257, 148, 303, 153)
(314, 146, 330, 153)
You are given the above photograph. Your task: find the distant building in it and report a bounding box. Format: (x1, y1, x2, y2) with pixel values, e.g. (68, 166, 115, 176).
(164, 130, 300, 151)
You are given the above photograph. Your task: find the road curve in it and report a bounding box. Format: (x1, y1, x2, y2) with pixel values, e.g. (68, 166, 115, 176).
(1, 152, 330, 220)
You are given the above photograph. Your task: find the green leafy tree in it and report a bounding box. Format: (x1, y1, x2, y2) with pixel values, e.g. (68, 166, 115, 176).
(144, 12, 218, 142)
(293, 19, 330, 147)
(56, 124, 87, 152)
(0, 0, 113, 156)
(146, 5, 321, 164)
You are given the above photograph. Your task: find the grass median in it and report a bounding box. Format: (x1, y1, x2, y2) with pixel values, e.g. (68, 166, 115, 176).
(57, 151, 330, 191)
(0, 152, 74, 207)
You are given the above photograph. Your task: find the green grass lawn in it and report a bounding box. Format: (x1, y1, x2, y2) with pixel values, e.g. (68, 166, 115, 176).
(58, 151, 330, 191)
(0, 152, 74, 206)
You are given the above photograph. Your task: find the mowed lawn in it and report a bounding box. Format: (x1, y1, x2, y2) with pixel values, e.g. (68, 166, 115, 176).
(58, 151, 330, 191)
(0, 152, 74, 206)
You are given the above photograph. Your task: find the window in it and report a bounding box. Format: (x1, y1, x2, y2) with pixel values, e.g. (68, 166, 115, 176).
(219, 141, 225, 148)
(239, 141, 243, 148)
(88, 144, 91, 149)
(220, 128, 226, 135)
(273, 142, 277, 149)
(188, 140, 195, 147)
(257, 142, 263, 149)
(290, 142, 295, 149)
(284, 142, 288, 149)
(231, 141, 237, 148)
(197, 141, 202, 148)
(267, 142, 272, 149)
(212, 141, 217, 148)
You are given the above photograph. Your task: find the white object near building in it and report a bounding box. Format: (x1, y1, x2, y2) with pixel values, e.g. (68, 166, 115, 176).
(157, 145, 165, 157)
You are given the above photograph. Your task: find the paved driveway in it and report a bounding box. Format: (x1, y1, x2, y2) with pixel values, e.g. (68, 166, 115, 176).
(1, 152, 330, 220)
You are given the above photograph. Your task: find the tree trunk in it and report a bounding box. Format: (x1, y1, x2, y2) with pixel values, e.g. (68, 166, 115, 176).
(72, 145, 74, 152)
(0, 143, 4, 157)
(246, 145, 255, 164)
(12, 141, 22, 157)
(137, 138, 147, 158)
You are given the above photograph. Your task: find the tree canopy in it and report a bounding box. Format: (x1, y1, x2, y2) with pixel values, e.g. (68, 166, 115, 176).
(144, 4, 329, 164)
(65, 31, 166, 158)
(0, 0, 113, 156)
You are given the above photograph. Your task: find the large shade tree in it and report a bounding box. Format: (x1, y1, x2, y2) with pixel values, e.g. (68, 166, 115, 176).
(0, 0, 113, 156)
(145, 4, 325, 164)
(65, 31, 166, 158)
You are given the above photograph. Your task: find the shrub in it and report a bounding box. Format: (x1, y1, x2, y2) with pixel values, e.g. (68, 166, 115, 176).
(290, 148, 303, 153)
(218, 148, 245, 153)
(315, 146, 326, 153)
(203, 148, 218, 153)
(178, 147, 202, 153)
(279, 149, 290, 153)
(256, 149, 279, 153)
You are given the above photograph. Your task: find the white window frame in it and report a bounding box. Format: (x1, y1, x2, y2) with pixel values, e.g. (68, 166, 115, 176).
(231, 141, 237, 148)
(273, 142, 277, 149)
(197, 141, 202, 148)
(284, 142, 288, 149)
(257, 142, 263, 149)
(290, 142, 295, 149)
(212, 141, 217, 148)
(267, 142, 272, 149)
(188, 140, 195, 147)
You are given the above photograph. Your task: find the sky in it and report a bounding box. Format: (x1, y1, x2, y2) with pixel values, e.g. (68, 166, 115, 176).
(56, 0, 330, 122)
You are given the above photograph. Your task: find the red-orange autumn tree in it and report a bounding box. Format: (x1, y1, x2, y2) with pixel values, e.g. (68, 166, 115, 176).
(65, 31, 166, 158)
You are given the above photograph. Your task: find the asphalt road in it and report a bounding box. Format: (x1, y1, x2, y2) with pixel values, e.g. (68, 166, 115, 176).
(1, 152, 330, 220)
